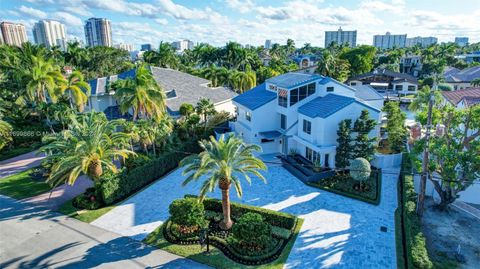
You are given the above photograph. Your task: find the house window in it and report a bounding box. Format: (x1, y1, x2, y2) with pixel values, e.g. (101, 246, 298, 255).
(261, 138, 274, 143)
(307, 83, 316, 96)
(324, 154, 329, 167)
(268, 84, 277, 91)
(303, 119, 311, 134)
(395, 85, 403, 91)
(290, 88, 299, 106)
(408, 85, 416, 91)
(245, 111, 251, 121)
(278, 89, 288, 107)
(280, 114, 286, 129)
(327, 86, 334, 92)
(350, 82, 357, 86)
(234, 106, 238, 117)
(299, 85, 308, 101)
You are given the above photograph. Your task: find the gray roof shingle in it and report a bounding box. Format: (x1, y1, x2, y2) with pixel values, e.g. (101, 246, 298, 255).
(444, 66, 480, 83)
(352, 85, 384, 100)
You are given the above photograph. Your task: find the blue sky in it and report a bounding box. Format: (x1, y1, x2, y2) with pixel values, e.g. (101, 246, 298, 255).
(1, 0, 479, 49)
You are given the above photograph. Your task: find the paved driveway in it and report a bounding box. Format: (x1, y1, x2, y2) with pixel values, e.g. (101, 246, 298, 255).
(93, 163, 399, 268)
(0, 195, 210, 269)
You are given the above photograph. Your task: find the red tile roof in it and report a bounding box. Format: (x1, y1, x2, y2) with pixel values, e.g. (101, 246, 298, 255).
(441, 87, 480, 105)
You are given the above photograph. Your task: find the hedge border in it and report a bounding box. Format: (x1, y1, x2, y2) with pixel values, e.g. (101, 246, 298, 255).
(306, 169, 382, 205)
(163, 217, 300, 266)
(400, 154, 433, 269)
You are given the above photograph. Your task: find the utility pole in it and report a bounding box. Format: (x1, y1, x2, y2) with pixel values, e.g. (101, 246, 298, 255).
(417, 77, 435, 216)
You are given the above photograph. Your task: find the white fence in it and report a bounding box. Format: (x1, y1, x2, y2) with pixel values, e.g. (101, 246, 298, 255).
(371, 152, 403, 169)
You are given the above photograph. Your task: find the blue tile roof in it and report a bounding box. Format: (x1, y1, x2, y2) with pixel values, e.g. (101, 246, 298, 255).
(266, 72, 323, 89)
(298, 94, 355, 118)
(299, 94, 381, 118)
(232, 83, 276, 110)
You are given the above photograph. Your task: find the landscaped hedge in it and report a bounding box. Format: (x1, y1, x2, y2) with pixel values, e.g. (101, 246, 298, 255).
(186, 195, 296, 230)
(100, 137, 206, 205)
(401, 154, 433, 269)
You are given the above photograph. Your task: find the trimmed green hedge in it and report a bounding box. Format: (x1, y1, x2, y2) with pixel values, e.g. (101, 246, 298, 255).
(100, 138, 205, 205)
(401, 154, 433, 269)
(186, 195, 296, 230)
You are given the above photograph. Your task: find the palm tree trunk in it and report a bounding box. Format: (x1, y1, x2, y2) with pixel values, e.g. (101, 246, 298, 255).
(219, 183, 233, 230)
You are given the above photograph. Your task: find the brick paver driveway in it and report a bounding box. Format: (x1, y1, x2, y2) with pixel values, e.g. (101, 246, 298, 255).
(93, 162, 399, 268)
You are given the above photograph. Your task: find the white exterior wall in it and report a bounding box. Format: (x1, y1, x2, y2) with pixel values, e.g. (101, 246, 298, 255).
(214, 99, 235, 115)
(393, 81, 418, 94)
(86, 95, 115, 113)
(318, 81, 356, 98)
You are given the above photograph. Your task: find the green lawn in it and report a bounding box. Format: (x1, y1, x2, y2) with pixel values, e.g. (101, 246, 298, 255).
(57, 199, 116, 223)
(0, 168, 51, 199)
(144, 218, 304, 269)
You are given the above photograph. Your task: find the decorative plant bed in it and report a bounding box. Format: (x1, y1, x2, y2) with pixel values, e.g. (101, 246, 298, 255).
(308, 168, 382, 205)
(145, 196, 303, 268)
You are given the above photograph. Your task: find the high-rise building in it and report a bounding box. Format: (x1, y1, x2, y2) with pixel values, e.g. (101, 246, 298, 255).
(114, 43, 135, 51)
(32, 20, 67, 50)
(324, 27, 357, 47)
(373, 32, 406, 49)
(141, 43, 152, 51)
(0, 30, 4, 45)
(265, 39, 272, 49)
(406, 36, 437, 47)
(0, 21, 28, 47)
(171, 39, 194, 52)
(455, 37, 469, 47)
(84, 18, 112, 47)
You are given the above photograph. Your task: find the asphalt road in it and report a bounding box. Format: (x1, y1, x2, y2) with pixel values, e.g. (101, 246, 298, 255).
(0, 195, 210, 269)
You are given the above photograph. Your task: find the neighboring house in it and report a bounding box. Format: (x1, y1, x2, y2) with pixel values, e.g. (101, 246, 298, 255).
(293, 54, 318, 70)
(85, 66, 237, 119)
(347, 68, 419, 96)
(400, 55, 422, 77)
(351, 85, 385, 110)
(443, 66, 480, 90)
(232, 72, 382, 168)
(454, 51, 480, 64)
(441, 87, 480, 108)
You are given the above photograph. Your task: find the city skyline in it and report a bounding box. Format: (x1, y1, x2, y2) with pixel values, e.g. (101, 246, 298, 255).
(0, 0, 479, 48)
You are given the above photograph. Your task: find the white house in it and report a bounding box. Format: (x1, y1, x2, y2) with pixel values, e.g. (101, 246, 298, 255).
(85, 66, 237, 119)
(232, 73, 382, 168)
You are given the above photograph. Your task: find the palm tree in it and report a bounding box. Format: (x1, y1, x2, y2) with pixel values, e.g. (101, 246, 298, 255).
(39, 112, 135, 189)
(196, 98, 215, 129)
(180, 135, 267, 230)
(230, 70, 256, 93)
(64, 41, 88, 68)
(115, 64, 167, 121)
(143, 42, 179, 69)
(23, 56, 66, 105)
(59, 71, 90, 112)
(472, 78, 480, 87)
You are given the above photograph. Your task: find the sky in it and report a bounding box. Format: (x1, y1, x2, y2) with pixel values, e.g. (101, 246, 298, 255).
(1, 0, 480, 49)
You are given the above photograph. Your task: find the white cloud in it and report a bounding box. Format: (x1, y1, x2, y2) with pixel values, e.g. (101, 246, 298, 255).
(360, 0, 404, 13)
(18, 5, 47, 19)
(154, 18, 168, 25)
(53, 12, 83, 26)
(225, 0, 255, 14)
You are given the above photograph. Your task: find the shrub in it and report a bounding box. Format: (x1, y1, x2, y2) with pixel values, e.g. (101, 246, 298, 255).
(124, 153, 151, 171)
(199, 196, 296, 229)
(411, 233, 433, 269)
(271, 226, 292, 240)
(350, 158, 371, 184)
(169, 198, 206, 229)
(101, 137, 205, 205)
(232, 212, 272, 249)
(73, 187, 103, 210)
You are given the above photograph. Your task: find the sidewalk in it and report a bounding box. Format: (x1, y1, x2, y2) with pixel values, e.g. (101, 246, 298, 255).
(0, 195, 211, 269)
(0, 151, 45, 179)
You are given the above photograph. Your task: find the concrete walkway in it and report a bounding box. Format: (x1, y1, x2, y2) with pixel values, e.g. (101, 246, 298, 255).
(22, 175, 93, 210)
(0, 195, 211, 269)
(0, 151, 45, 179)
(93, 163, 400, 268)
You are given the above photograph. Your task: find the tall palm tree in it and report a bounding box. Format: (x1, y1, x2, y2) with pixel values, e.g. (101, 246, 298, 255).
(230, 70, 256, 93)
(23, 56, 66, 105)
(39, 112, 135, 188)
(115, 64, 167, 121)
(64, 41, 88, 68)
(59, 71, 90, 112)
(180, 135, 267, 230)
(143, 42, 179, 69)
